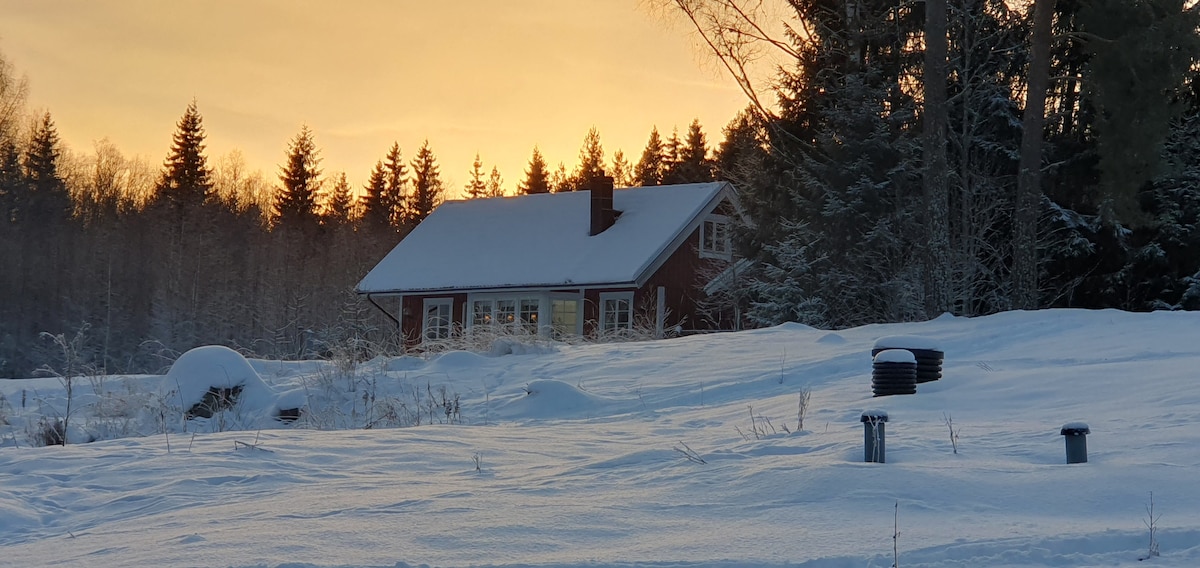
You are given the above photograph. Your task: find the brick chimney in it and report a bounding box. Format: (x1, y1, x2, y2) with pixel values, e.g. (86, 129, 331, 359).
(589, 173, 616, 236)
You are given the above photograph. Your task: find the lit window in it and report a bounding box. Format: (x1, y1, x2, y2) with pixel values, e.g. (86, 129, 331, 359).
(423, 298, 453, 341)
(496, 299, 516, 327)
(599, 292, 634, 333)
(471, 299, 494, 328)
(519, 299, 540, 332)
(700, 215, 732, 260)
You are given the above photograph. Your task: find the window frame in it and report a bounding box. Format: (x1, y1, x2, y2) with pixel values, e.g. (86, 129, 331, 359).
(422, 297, 454, 341)
(599, 291, 635, 334)
(699, 214, 732, 260)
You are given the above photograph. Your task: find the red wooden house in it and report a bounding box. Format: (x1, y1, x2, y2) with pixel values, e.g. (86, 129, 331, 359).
(356, 177, 745, 345)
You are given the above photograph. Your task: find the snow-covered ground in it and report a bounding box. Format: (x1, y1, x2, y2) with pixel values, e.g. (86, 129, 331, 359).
(2, 309, 1198, 567)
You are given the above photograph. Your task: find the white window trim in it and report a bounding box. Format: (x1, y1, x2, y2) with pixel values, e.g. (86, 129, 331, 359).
(422, 298, 454, 341)
(700, 214, 733, 261)
(599, 291, 635, 333)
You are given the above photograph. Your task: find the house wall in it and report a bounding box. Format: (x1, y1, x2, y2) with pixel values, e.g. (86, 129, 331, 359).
(400, 293, 467, 346)
(637, 225, 733, 333)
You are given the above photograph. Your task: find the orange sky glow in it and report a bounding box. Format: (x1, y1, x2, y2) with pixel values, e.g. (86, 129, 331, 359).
(1, 0, 756, 198)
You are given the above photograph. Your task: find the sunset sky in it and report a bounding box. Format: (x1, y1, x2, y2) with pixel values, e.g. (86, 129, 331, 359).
(1, 0, 755, 197)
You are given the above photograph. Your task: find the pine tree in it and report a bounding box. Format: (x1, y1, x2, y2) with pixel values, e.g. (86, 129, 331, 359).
(274, 125, 323, 227)
(486, 166, 505, 197)
(634, 127, 666, 186)
(383, 143, 408, 228)
(325, 171, 354, 224)
(465, 153, 489, 199)
(571, 126, 605, 191)
(155, 101, 213, 210)
(519, 146, 551, 194)
(361, 160, 390, 227)
(408, 140, 444, 223)
(610, 149, 632, 187)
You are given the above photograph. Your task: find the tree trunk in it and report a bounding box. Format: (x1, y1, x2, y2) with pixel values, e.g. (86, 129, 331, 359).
(1013, 0, 1056, 310)
(923, 0, 951, 318)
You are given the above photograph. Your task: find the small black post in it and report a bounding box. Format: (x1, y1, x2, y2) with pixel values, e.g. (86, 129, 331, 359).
(1060, 422, 1090, 464)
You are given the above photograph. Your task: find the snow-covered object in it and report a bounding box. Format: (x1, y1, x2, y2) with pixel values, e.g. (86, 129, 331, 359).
(161, 345, 275, 415)
(873, 334, 941, 350)
(873, 348, 917, 364)
(1061, 422, 1091, 435)
(861, 409, 889, 421)
(357, 182, 734, 293)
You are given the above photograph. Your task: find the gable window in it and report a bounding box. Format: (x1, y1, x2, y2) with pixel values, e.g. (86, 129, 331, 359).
(423, 298, 454, 341)
(599, 292, 634, 334)
(700, 215, 732, 260)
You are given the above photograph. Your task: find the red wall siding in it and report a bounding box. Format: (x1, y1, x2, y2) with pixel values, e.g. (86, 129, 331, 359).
(400, 293, 468, 346)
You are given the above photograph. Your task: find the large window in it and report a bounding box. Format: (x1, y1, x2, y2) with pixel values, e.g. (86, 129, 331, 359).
(700, 215, 732, 260)
(551, 299, 579, 339)
(599, 292, 634, 334)
(422, 298, 454, 341)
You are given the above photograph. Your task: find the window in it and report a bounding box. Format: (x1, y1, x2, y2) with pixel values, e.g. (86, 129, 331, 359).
(519, 299, 540, 332)
(551, 299, 580, 339)
(496, 299, 516, 328)
(700, 215, 732, 260)
(422, 298, 453, 341)
(599, 292, 634, 334)
(471, 299, 494, 328)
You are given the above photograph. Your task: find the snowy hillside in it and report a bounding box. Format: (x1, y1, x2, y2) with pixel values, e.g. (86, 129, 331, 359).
(2, 309, 1199, 567)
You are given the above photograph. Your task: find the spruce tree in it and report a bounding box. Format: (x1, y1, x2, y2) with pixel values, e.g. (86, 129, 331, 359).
(325, 171, 354, 224)
(486, 166, 505, 197)
(23, 112, 72, 224)
(661, 127, 685, 184)
(465, 153, 489, 199)
(671, 119, 714, 183)
(155, 101, 213, 210)
(408, 140, 444, 223)
(361, 160, 389, 227)
(383, 143, 408, 226)
(1, 137, 25, 223)
(610, 149, 632, 187)
(571, 126, 605, 191)
(634, 127, 666, 186)
(551, 162, 571, 193)
(519, 146, 550, 194)
(274, 125, 323, 228)
(1079, 0, 1200, 223)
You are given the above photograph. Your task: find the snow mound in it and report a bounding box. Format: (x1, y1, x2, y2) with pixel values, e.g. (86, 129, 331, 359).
(496, 378, 610, 419)
(487, 337, 559, 356)
(161, 346, 278, 418)
(817, 332, 846, 344)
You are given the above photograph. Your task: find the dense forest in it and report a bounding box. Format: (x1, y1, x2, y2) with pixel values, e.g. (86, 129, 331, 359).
(2, 0, 1199, 378)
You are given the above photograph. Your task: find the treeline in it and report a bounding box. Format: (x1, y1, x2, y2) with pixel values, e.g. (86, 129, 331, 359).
(0, 50, 728, 377)
(691, 0, 1200, 328)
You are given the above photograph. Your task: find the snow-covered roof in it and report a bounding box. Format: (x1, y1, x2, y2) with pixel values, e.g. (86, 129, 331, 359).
(357, 182, 737, 294)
